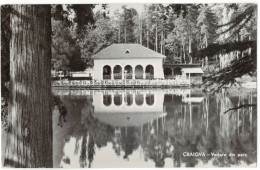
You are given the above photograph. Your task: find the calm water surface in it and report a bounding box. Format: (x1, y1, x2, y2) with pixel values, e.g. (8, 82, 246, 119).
(52, 88, 257, 168)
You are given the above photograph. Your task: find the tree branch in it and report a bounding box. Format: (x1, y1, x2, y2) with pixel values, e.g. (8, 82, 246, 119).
(224, 104, 256, 114)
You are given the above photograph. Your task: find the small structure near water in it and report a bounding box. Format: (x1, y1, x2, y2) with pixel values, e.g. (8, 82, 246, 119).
(52, 44, 204, 88)
(92, 44, 165, 80)
(182, 68, 204, 84)
(163, 63, 204, 84)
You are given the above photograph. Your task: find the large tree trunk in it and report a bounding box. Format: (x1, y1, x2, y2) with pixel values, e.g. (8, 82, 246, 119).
(118, 27, 121, 43)
(163, 30, 165, 55)
(160, 31, 163, 54)
(189, 36, 192, 63)
(180, 44, 182, 64)
(4, 5, 52, 168)
(183, 43, 186, 64)
(124, 27, 126, 43)
(205, 34, 209, 69)
(147, 30, 149, 48)
(155, 23, 158, 52)
(139, 17, 142, 45)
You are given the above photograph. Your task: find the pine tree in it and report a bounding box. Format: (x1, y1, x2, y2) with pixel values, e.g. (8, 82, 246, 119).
(200, 4, 257, 92)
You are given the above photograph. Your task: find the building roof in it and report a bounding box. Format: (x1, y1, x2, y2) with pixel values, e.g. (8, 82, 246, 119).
(182, 68, 204, 74)
(92, 44, 166, 59)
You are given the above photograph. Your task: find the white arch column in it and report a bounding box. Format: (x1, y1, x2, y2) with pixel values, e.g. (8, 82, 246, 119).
(111, 65, 114, 80)
(121, 65, 125, 79)
(142, 93, 145, 105)
(132, 93, 136, 105)
(111, 93, 114, 106)
(132, 65, 136, 79)
(142, 64, 147, 79)
(122, 92, 125, 105)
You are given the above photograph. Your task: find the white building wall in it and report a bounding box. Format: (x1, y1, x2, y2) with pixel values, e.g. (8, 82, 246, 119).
(93, 91, 165, 113)
(93, 58, 164, 80)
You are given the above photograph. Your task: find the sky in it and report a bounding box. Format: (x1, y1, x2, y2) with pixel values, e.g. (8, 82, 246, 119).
(93, 3, 172, 17)
(94, 4, 145, 16)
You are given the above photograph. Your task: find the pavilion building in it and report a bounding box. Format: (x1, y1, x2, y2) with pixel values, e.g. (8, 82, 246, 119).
(92, 44, 166, 80)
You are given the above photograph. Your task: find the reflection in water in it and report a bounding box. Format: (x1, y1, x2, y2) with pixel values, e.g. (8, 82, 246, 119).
(53, 89, 257, 168)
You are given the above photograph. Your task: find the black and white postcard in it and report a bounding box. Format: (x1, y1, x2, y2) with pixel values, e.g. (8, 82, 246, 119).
(1, 1, 258, 168)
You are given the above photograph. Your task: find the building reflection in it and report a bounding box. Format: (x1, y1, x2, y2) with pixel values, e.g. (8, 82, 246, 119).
(93, 90, 166, 127)
(52, 89, 256, 168)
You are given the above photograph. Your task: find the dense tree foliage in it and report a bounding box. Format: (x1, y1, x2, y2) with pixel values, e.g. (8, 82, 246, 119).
(79, 10, 118, 65)
(1, 3, 257, 90)
(200, 4, 257, 91)
(79, 4, 256, 90)
(51, 4, 97, 71)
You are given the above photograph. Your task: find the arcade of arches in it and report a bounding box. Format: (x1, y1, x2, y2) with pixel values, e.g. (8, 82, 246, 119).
(163, 67, 182, 78)
(103, 65, 154, 80)
(103, 94, 154, 106)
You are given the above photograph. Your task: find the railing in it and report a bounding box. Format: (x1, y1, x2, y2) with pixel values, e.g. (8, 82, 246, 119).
(52, 76, 190, 88)
(52, 88, 191, 96)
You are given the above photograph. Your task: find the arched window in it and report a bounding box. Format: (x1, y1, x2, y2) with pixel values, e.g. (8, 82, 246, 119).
(174, 67, 182, 75)
(114, 95, 122, 106)
(124, 94, 133, 105)
(164, 67, 172, 78)
(135, 94, 144, 105)
(103, 95, 112, 106)
(146, 94, 154, 105)
(124, 65, 133, 79)
(103, 65, 111, 79)
(135, 65, 143, 79)
(113, 65, 122, 79)
(145, 65, 154, 79)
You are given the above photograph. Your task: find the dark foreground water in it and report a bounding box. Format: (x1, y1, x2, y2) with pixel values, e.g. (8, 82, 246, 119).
(1, 88, 257, 168)
(51, 88, 257, 168)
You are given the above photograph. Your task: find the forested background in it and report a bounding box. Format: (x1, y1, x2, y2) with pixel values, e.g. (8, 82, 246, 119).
(50, 4, 257, 73)
(1, 4, 257, 117)
(1, 4, 257, 107)
(2, 4, 257, 80)
(1, 4, 257, 102)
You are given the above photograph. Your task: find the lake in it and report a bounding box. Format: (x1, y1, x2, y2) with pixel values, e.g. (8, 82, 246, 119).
(1, 88, 257, 168)
(51, 88, 257, 168)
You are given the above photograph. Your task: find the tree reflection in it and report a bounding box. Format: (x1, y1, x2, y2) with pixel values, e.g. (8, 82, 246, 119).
(121, 127, 139, 160)
(58, 95, 114, 168)
(57, 89, 256, 168)
(79, 135, 87, 168)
